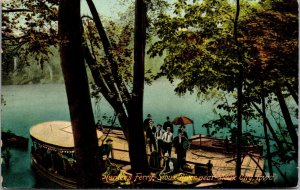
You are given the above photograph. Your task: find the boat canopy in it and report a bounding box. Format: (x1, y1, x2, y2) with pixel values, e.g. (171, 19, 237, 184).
(30, 121, 103, 148)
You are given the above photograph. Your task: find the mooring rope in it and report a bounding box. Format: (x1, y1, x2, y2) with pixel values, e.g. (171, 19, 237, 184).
(101, 112, 118, 146)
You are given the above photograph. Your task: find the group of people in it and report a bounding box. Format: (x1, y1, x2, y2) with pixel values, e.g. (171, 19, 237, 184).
(144, 114, 190, 170)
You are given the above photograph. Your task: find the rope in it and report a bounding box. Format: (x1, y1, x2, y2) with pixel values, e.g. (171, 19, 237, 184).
(101, 112, 118, 146)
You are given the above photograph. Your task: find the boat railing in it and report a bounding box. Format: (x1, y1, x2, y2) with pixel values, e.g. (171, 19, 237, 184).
(189, 134, 263, 155)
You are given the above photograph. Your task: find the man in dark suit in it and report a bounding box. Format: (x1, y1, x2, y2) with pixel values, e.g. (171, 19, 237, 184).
(143, 114, 152, 131)
(177, 125, 188, 139)
(163, 116, 173, 132)
(146, 119, 157, 152)
(173, 132, 189, 170)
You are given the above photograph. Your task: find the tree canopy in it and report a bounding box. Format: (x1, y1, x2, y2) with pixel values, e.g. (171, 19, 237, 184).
(148, 0, 298, 161)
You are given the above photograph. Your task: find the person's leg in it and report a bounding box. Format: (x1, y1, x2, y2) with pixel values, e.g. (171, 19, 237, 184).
(157, 140, 161, 156)
(149, 140, 153, 152)
(153, 139, 157, 151)
(162, 142, 166, 155)
(168, 143, 172, 157)
(177, 153, 181, 170)
(158, 140, 164, 156)
(182, 150, 187, 168)
(177, 151, 183, 170)
(150, 138, 156, 152)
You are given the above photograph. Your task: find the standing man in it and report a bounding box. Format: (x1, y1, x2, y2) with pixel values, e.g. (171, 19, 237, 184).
(162, 126, 173, 157)
(155, 124, 165, 157)
(173, 132, 189, 170)
(178, 125, 188, 139)
(143, 114, 152, 131)
(146, 120, 157, 152)
(163, 116, 173, 133)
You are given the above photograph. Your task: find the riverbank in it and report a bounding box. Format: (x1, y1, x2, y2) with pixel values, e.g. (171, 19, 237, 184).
(1, 83, 298, 188)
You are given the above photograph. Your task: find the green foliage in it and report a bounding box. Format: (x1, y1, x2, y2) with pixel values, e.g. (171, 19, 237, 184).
(148, 0, 242, 95)
(148, 0, 298, 162)
(2, 0, 60, 84)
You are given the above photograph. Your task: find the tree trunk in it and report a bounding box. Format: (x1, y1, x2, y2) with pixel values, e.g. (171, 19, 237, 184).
(58, 0, 101, 187)
(274, 83, 298, 153)
(234, 0, 243, 182)
(83, 45, 129, 138)
(86, 0, 131, 105)
(252, 102, 284, 152)
(127, 0, 149, 175)
(285, 81, 298, 105)
(84, 0, 149, 175)
(261, 81, 273, 181)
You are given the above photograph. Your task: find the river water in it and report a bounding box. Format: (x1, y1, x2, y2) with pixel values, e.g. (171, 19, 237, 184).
(1, 81, 298, 188)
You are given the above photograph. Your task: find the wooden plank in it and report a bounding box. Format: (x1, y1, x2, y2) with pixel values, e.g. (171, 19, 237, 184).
(105, 129, 264, 183)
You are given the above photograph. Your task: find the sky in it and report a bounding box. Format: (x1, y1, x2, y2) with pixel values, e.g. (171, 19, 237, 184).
(81, 0, 130, 20)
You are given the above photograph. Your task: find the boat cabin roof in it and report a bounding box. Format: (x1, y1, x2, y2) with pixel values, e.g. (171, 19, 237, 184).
(30, 121, 103, 148)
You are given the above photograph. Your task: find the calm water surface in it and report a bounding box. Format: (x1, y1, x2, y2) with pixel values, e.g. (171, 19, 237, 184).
(1, 81, 297, 188)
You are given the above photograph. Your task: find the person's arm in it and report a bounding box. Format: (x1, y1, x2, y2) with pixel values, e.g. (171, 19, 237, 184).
(162, 133, 166, 142)
(152, 127, 156, 136)
(146, 127, 150, 138)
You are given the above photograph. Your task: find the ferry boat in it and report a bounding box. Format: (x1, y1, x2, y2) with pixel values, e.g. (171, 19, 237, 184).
(30, 121, 104, 188)
(30, 121, 264, 188)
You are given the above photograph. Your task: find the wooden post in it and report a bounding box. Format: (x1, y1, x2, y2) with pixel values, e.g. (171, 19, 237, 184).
(192, 123, 196, 135)
(111, 147, 115, 159)
(199, 134, 202, 148)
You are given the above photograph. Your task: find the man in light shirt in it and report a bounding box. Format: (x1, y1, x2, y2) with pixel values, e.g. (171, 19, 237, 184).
(162, 126, 173, 157)
(155, 124, 165, 157)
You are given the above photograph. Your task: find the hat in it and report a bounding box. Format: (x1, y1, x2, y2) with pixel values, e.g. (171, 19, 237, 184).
(164, 152, 169, 158)
(147, 114, 152, 118)
(106, 138, 113, 142)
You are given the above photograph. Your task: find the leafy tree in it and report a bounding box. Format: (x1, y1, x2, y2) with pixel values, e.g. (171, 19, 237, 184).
(148, 0, 246, 180)
(3, 0, 153, 175)
(239, 0, 298, 153)
(58, 0, 101, 187)
(83, 0, 150, 175)
(2, 0, 59, 69)
(148, 0, 298, 183)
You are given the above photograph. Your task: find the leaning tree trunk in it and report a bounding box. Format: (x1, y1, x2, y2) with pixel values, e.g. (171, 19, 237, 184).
(58, 0, 101, 187)
(285, 81, 298, 105)
(252, 102, 284, 153)
(274, 83, 298, 153)
(234, 0, 243, 182)
(85, 0, 131, 139)
(127, 0, 150, 175)
(261, 81, 273, 182)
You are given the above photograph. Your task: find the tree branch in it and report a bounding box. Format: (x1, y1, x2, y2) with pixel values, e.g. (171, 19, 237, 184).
(2, 9, 32, 13)
(285, 81, 298, 105)
(85, 0, 131, 105)
(251, 102, 284, 153)
(83, 44, 129, 139)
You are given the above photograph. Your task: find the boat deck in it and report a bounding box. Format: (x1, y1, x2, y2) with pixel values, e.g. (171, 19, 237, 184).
(100, 129, 265, 184)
